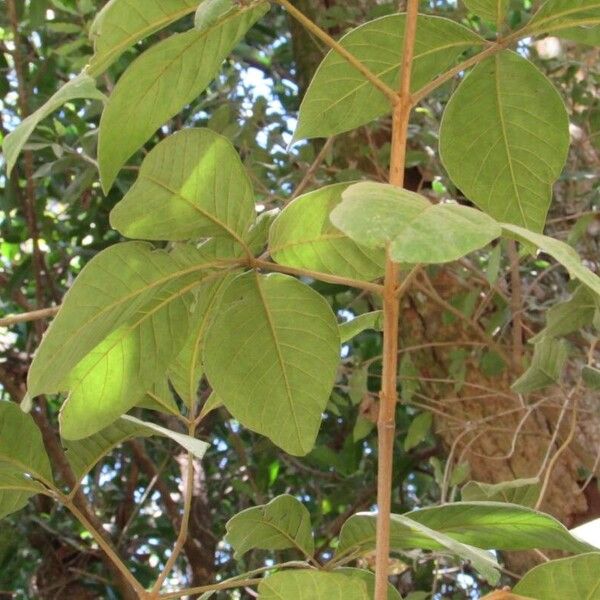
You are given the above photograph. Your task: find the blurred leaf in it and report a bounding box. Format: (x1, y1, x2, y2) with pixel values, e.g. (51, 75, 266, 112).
(225, 494, 314, 559)
(462, 478, 540, 507)
(511, 338, 569, 394)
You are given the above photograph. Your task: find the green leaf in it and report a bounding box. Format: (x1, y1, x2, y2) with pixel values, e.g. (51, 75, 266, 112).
(110, 129, 255, 244)
(404, 412, 433, 451)
(258, 570, 369, 600)
(330, 182, 501, 263)
(440, 51, 569, 232)
(27, 242, 227, 400)
(462, 478, 540, 508)
(558, 25, 600, 44)
(168, 274, 235, 407)
(138, 378, 180, 416)
(98, 3, 269, 190)
(338, 511, 501, 584)
(120, 415, 209, 458)
(0, 402, 53, 484)
(531, 285, 599, 342)
(337, 502, 593, 558)
(59, 287, 191, 439)
(3, 74, 105, 175)
(463, 0, 509, 23)
(514, 553, 600, 599)
(400, 354, 420, 403)
(502, 223, 600, 297)
(528, 0, 600, 36)
(295, 15, 484, 139)
(88, 0, 199, 74)
(340, 311, 383, 344)
(269, 183, 385, 281)
(582, 365, 600, 389)
(195, 0, 237, 30)
(511, 338, 569, 394)
(0, 463, 47, 520)
(64, 417, 159, 479)
(225, 494, 314, 559)
(204, 272, 340, 456)
(335, 569, 401, 600)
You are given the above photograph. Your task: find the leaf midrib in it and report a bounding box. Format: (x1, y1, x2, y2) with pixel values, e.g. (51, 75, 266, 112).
(493, 54, 529, 228)
(31, 257, 233, 392)
(253, 273, 303, 452)
(89, 3, 198, 74)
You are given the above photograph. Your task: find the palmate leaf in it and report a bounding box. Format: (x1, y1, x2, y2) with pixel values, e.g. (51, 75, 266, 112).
(463, 0, 509, 23)
(330, 182, 501, 263)
(258, 570, 369, 600)
(225, 495, 314, 559)
(501, 223, 600, 297)
(27, 242, 229, 401)
(88, 0, 200, 75)
(268, 183, 384, 281)
(204, 272, 340, 456)
(527, 0, 600, 36)
(295, 15, 484, 140)
(64, 415, 209, 481)
(98, 2, 269, 190)
(3, 74, 106, 175)
(110, 129, 255, 244)
(513, 553, 600, 599)
(440, 51, 569, 232)
(0, 402, 53, 519)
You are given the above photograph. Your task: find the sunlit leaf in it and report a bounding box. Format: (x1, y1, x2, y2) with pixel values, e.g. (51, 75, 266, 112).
(110, 129, 255, 245)
(28, 242, 227, 400)
(463, 0, 509, 23)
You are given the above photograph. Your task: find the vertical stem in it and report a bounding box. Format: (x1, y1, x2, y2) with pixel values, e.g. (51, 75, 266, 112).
(507, 240, 524, 372)
(374, 2, 419, 599)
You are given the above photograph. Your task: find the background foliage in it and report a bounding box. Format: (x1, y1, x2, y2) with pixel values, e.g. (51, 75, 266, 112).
(1, 0, 599, 598)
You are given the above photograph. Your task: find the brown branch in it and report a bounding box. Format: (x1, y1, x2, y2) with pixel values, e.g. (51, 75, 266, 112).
(374, 1, 419, 597)
(0, 307, 60, 328)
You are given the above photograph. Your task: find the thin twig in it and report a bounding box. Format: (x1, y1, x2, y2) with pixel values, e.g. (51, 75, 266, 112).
(274, 0, 399, 104)
(291, 136, 335, 200)
(0, 307, 59, 327)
